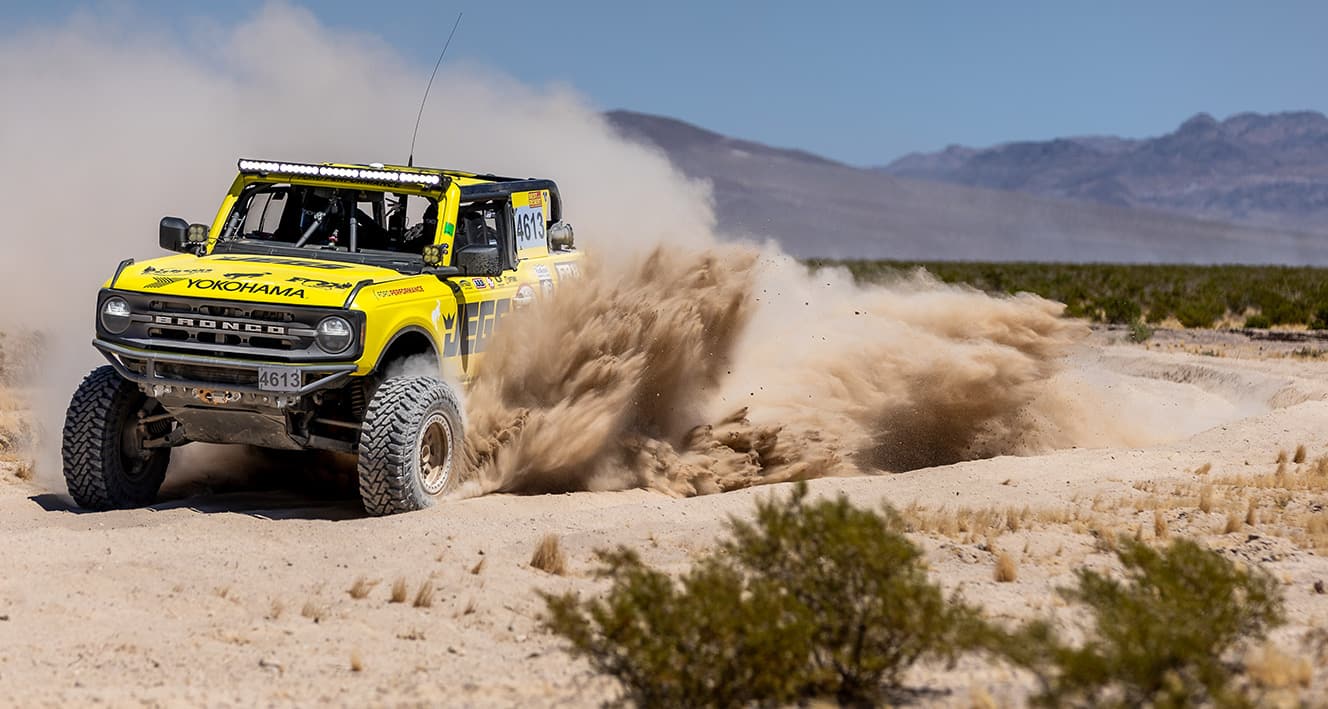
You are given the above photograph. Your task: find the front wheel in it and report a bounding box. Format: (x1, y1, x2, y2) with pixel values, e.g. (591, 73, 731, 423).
(61, 366, 171, 510)
(357, 376, 464, 516)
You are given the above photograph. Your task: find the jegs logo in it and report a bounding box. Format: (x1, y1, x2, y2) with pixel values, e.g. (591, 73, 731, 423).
(441, 299, 510, 357)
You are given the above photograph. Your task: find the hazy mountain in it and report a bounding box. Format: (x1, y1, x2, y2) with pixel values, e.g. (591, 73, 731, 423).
(605, 110, 1328, 264)
(880, 111, 1328, 235)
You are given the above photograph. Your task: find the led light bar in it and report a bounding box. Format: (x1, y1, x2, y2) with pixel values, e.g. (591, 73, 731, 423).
(237, 159, 443, 186)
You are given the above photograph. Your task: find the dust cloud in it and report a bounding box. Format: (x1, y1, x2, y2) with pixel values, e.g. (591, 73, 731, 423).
(460, 248, 1092, 497)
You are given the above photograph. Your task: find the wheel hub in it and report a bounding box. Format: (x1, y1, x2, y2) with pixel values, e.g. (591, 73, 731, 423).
(418, 412, 453, 495)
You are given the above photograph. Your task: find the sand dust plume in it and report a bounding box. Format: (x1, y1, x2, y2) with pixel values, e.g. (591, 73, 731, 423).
(460, 250, 1090, 497)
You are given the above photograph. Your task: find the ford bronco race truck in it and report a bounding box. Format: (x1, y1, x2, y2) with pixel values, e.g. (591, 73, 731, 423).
(61, 159, 581, 515)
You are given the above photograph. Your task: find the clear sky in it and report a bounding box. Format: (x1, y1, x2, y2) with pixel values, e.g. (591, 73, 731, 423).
(5, 0, 1327, 165)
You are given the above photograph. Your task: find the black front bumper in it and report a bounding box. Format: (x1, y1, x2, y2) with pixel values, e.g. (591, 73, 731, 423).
(94, 339, 357, 400)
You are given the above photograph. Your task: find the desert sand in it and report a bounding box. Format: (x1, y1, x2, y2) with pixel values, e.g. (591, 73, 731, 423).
(2, 329, 1327, 707)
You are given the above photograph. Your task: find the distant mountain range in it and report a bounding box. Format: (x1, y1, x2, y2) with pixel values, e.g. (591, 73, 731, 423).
(605, 110, 1328, 264)
(880, 111, 1328, 236)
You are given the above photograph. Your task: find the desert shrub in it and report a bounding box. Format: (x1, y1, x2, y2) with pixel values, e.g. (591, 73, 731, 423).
(1310, 305, 1328, 330)
(1243, 313, 1271, 329)
(541, 483, 984, 707)
(1128, 321, 1153, 343)
(1173, 299, 1224, 329)
(1097, 296, 1142, 325)
(998, 538, 1285, 708)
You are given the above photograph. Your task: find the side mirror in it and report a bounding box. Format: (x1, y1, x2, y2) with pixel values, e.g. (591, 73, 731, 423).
(159, 217, 189, 252)
(159, 217, 208, 253)
(455, 244, 502, 276)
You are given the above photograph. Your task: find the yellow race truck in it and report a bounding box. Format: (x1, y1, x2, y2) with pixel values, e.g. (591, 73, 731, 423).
(62, 159, 581, 515)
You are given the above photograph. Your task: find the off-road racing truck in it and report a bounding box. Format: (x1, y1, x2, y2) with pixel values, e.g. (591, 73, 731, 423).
(62, 159, 581, 515)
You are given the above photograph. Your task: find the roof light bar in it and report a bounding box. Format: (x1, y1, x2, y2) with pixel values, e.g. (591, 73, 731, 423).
(237, 159, 443, 186)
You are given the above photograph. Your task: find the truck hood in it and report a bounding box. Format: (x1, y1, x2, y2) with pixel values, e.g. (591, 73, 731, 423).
(112, 253, 405, 308)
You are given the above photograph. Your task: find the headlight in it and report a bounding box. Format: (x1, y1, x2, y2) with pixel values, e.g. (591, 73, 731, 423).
(100, 297, 132, 334)
(315, 316, 354, 354)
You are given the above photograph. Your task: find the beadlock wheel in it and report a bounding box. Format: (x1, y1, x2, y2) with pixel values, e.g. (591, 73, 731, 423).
(356, 376, 464, 516)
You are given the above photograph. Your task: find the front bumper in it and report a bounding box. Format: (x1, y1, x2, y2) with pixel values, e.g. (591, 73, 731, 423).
(94, 339, 357, 402)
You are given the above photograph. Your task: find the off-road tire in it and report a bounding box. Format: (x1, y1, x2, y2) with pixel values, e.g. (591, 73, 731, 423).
(61, 366, 171, 510)
(357, 376, 464, 516)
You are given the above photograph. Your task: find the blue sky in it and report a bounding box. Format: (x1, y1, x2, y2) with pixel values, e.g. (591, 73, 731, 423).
(6, 0, 1327, 165)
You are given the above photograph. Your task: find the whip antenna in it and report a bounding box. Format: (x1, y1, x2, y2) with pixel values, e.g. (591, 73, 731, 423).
(409, 12, 463, 167)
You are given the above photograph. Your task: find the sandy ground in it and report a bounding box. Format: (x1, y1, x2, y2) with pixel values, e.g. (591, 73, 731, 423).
(2, 329, 1328, 707)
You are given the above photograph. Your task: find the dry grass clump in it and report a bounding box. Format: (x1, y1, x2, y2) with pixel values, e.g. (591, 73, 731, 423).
(993, 551, 1018, 583)
(348, 576, 378, 600)
(1198, 484, 1214, 513)
(349, 649, 364, 673)
(1128, 451, 1328, 553)
(1244, 643, 1312, 690)
(389, 577, 408, 604)
(1194, 462, 1212, 476)
(900, 503, 1043, 544)
(301, 600, 327, 623)
(1153, 510, 1169, 540)
(531, 534, 568, 575)
(469, 556, 487, 575)
(266, 599, 284, 621)
(413, 580, 435, 609)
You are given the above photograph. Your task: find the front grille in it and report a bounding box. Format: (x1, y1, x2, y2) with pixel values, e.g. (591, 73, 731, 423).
(156, 362, 263, 387)
(143, 298, 313, 352)
(97, 290, 363, 363)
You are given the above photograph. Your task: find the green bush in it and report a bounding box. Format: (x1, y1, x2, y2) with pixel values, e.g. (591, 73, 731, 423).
(1310, 305, 1328, 330)
(1128, 321, 1154, 343)
(998, 538, 1285, 708)
(1097, 297, 1142, 325)
(541, 484, 983, 706)
(1243, 313, 1271, 329)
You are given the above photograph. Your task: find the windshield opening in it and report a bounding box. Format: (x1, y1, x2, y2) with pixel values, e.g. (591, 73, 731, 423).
(218, 182, 438, 255)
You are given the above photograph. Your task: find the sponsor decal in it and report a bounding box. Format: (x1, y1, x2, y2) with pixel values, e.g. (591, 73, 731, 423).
(186, 278, 306, 298)
(504, 275, 518, 284)
(221, 272, 269, 279)
(528, 190, 544, 208)
(472, 278, 487, 289)
(554, 262, 581, 280)
(144, 276, 186, 289)
(289, 276, 353, 290)
(533, 264, 555, 297)
(514, 284, 536, 308)
(441, 298, 511, 357)
(214, 255, 351, 270)
(143, 266, 210, 275)
(374, 285, 426, 299)
(153, 314, 288, 336)
(443, 222, 455, 236)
